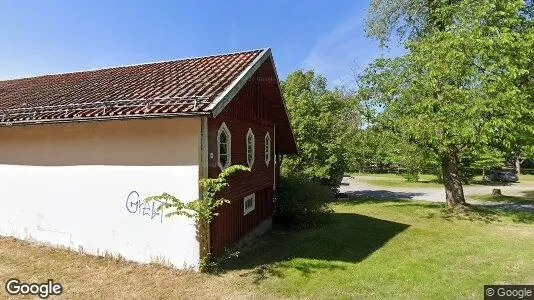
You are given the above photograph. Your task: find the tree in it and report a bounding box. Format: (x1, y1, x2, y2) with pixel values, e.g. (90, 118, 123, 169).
(281, 70, 358, 190)
(346, 128, 390, 173)
(509, 142, 534, 176)
(385, 135, 440, 181)
(362, 0, 534, 206)
(348, 127, 439, 179)
(468, 147, 506, 178)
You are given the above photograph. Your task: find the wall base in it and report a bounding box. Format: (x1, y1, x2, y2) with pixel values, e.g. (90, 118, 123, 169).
(234, 217, 272, 249)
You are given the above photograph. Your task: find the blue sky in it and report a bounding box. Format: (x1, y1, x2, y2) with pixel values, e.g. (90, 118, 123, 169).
(0, 0, 403, 87)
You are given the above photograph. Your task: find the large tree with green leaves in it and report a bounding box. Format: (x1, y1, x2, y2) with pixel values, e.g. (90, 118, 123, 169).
(281, 70, 359, 189)
(361, 0, 534, 206)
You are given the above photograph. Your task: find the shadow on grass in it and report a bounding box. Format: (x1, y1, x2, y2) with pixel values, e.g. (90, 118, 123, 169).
(463, 205, 534, 224)
(337, 190, 425, 200)
(382, 200, 534, 224)
(471, 190, 534, 205)
(342, 197, 534, 224)
(335, 197, 414, 205)
(219, 212, 409, 282)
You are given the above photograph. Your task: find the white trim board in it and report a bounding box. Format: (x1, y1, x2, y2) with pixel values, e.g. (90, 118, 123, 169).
(207, 48, 271, 117)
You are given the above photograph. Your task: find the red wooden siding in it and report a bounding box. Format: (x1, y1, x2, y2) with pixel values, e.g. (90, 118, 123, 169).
(207, 63, 278, 256)
(209, 186, 273, 255)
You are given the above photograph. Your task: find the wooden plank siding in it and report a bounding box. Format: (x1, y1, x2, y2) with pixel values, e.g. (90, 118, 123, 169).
(207, 64, 277, 256)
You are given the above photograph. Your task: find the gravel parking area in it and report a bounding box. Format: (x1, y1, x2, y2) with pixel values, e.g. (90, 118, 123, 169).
(339, 175, 534, 212)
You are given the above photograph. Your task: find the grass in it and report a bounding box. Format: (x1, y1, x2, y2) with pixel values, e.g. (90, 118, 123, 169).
(471, 190, 534, 205)
(359, 173, 534, 188)
(518, 174, 534, 182)
(353, 173, 437, 180)
(356, 173, 443, 188)
(2, 199, 534, 299)
(0, 238, 257, 299)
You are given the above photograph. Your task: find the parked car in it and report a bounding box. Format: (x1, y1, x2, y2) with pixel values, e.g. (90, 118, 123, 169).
(485, 171, 518, 183)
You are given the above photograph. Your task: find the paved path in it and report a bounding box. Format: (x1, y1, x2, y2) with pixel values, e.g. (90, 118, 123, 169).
(339, 175, 534, 212)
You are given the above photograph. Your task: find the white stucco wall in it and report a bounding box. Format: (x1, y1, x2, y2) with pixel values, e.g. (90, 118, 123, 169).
(0, 118, 202, 269)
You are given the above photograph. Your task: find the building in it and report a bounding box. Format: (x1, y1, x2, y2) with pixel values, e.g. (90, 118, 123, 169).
(0, 48, 297, 269)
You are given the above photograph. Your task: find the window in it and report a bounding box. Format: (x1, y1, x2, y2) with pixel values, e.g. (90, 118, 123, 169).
(265, 132, 271, 166)
(243, 193, 255, 215)
(217, 123, 231, 170)
(246, 128, 255, 168)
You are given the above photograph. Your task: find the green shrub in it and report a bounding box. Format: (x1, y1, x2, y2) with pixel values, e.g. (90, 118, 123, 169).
(273, 175, 334, 229)
(401, 171, 420, 182)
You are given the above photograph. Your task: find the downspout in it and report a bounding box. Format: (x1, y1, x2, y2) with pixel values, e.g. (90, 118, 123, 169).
(273, 124, 276, 190)
(199, 116, 210, 266)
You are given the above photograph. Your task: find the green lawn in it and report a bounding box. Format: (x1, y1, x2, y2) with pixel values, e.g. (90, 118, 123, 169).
(222, 199, 534, 299)
(518, 174, 534, 183)
(359, 173, 534, 188)
(471, 191, 534, 204)
(2, 199, 533, 299)
(356, 173, 443, 188)
(353, 173, 437, 180)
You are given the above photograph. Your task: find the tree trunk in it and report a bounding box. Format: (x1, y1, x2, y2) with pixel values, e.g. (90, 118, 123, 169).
(515, 156, 522, 177)
(441, 145, 466, 206)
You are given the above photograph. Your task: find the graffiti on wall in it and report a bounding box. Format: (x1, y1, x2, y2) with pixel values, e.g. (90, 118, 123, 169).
(125, 191, 164, 223)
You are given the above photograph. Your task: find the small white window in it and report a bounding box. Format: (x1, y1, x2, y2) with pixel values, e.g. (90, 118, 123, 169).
(243, 193, 255, 215)
(246, 128, 255, 168)
(217, 123, 231, 170)
(265, 132, 271, 166)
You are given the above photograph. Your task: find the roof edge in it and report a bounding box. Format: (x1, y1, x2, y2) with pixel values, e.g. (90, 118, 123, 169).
(0, 112, 209, 127)
(266, 53, 298, 154)
(0, 48, 267, 83)
(207, 48, 271, 117)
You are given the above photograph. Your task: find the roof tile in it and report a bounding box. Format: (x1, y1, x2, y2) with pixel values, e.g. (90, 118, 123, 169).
(0, 49, 264, 125)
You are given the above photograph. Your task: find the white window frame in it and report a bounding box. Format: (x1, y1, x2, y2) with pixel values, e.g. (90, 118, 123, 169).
(217, 122, 231, 171)
(265, 132, 271, 166)
(243, 193, 255, 216)
(246, 128, 255, 168)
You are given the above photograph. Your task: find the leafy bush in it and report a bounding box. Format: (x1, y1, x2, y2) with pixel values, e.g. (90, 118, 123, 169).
(401, 171, 420, 182)
(273, 175, 334, 229)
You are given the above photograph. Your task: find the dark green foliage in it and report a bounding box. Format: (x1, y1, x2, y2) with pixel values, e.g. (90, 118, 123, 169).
(281, 70, 360, 190)
(273, 175, 334, 229)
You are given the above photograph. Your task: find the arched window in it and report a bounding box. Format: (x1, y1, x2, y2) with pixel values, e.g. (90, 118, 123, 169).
(217, 123, 231, 170)
(246, 128, 255, 168)
(265, 132, 271, 166)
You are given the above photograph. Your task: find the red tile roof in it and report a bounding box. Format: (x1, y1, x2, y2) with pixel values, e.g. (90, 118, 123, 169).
(0, 49, 266, 125)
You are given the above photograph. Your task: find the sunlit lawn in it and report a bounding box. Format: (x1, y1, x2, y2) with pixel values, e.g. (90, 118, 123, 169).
(355, 173, 443, 188)
(472, 191, 534, 204)
(520, 174, 534, 182)
(358, 173, 534, 188)
(221, 199, 534, 299)
(2, 199, 534, 299)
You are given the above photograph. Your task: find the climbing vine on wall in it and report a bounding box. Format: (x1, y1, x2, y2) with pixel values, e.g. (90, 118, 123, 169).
(144, 164, 250, 272)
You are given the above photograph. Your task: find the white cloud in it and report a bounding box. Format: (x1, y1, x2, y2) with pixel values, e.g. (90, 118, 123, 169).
(229, 21, 238, 51)
(303, 14, 369, 88)
(303, 12, 402, 89)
